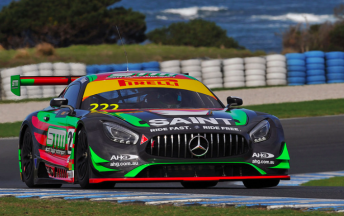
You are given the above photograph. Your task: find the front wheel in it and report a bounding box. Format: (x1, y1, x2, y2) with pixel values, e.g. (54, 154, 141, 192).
(243, 179, 280, 189)
(75, 128, 92, 188)
(21, 129, 35, 188)
(181, 181, 218, 189)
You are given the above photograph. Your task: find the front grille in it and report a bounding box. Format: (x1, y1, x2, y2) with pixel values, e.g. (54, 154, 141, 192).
(136, 164, 259, 178)
(145, 133, 249, 158)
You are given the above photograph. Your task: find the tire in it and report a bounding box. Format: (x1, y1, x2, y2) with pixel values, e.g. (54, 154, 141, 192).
(23, 71, 39, 76)
(245, 63, 266, 70)
(76, 128, 92, 188)
(243, 179, 280, 188)
(203, 72, 222, 79)
(267, 67, 287, 74)
(307, 81, 326, 85)
(327, 73, 344, 80)
(86, 65, 99, 74)
(245, 69, 265, 76)
(181, 59, 201, 67)
(267, 79, 287, 86)
(287, 72, 306, 77)
(266, 73, 286, 79)
(266, 54, 286, 62)
(22, 64, 38, 73)
(246, 80, 266, 87)
(38, 63, 53, 70)
(206, 83, 223, 89)
(307, 64, 325, 70)
(54, 70, 70, 76)
(39, 70, 54, 76)
(181, 66, 201, 73)
(306, 57, 325, 64)
(203, 78, 223, 85)
(224, 64, 244, 71)
(69, 63, 86, 71)
(98, 65, 112, 73)
(161, 67, 181, 73)
(142, 61, 160, 69)
(53, 62, 70, 70)
(267, 61, 286, 68)
(224, 82, 245, 88)
(223, 58, 243, 65)
(21, 129, 35, 188)
(160, 60, 180, 68)
(244, 57, 266, 64)
(110, 64, 127, 72)
(304, 51, 325, 58)
(288, 77, 306, 83)
(325, 52, 344, 59)
(71, 70, 86, 76)
(307, 70, 325, 76)
(201, 60, 221, 67)
(287, 66, 306, 71)
(143, 68, 160, 71)
(202, 66, 221, 73)
(245, 75, 265, 81)
(327, 66, 344, 74)
(327, 79, 344, 83)
(285, 53, 305, 59)
(307, 75, 326, 82)
(1, 67, 22, 78)
(326, 59, 344, 67)
(185, 71, 202, 77)
(224, 76, 245, 82)
(224, 70, 244, 77)
(181, 181, 218, 189)
(287, 59, 305, 66)
(127, 63, 142, 71)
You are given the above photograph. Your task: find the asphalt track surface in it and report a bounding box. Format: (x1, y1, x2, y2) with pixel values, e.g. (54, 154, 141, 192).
(1, 115, 344, 199)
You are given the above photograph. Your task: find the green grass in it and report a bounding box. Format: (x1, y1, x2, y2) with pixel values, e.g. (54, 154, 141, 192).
(0, 197, 338, 215)
(0, 44, 265, 68)
(0, 122, 22, 138)
(244, 98, 344, 119)
(301, 176, 344, 187)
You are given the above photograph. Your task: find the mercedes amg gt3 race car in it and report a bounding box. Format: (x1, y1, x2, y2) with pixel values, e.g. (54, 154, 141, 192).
(11, 71, 290, 189)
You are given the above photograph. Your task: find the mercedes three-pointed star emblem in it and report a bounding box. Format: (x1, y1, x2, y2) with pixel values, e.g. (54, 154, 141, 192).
(188, 135, 209, 157)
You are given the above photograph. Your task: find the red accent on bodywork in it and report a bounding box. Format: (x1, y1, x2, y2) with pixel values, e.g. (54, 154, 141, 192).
(32, 116, 50, 131)
(39, 149, 69, 167)
(140, 134, 148, 145)
(89, 175, 290, 183)
(34, 132, 46, 146)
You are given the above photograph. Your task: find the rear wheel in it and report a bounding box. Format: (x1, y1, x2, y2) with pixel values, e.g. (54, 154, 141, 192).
(21, 129, 35, 188)
(181, 181, 218, 189)
(243, 179, 280, 189)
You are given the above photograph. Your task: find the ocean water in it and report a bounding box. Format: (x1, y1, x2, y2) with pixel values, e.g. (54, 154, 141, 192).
(1, 0, 343, 52)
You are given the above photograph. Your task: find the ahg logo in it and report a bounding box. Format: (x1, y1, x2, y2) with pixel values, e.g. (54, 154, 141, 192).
(252, 152, 274, 159)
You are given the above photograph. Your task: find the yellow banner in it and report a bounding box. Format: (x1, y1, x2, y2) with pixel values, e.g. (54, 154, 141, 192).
(83, 78, 216, 100)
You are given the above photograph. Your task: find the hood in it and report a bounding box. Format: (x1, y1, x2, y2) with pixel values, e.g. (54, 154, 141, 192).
(97, 109, 248, 129)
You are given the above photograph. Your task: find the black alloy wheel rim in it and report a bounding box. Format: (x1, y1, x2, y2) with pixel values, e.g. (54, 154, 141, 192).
(77, 131, 89, 180)
(22, 131, 33, 181)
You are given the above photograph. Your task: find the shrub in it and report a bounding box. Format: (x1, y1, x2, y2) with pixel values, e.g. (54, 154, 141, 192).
(0, 0, 146, 49)
(35, 43, 55, 56)
(147, 19, 244, 49)
(13, 49, 30, 59)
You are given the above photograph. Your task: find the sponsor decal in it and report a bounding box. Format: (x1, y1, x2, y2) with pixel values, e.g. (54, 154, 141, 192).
(202, 126, 239, 131)
(90, 103, 119, 111)
(252, 152, 274, 159)
(118, 79, 179, 87)
(12, 80, 18, 88)
(149, 117, 233, 127)
(108, 73, 177, 78)
(140, 134, 149, 145)
(110, 154, 139, 161)
(45, 127, 75, 155)
(110, 162, 138, 167)
(252, 159, 275, 165)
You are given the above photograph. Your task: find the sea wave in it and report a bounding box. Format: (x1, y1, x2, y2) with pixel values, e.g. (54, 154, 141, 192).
(162, 6, 227, 18)
(252, 13, 336, 23)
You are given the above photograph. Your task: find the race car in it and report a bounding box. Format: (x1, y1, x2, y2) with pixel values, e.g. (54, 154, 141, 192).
(11, 71, 290, 189)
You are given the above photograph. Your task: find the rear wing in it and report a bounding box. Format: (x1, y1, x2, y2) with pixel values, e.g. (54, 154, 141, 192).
(11, 75, 81, 96)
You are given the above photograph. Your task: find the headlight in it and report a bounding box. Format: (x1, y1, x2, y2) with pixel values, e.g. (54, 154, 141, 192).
(103, 122, 139, 144)
(250, 120, 270, 143)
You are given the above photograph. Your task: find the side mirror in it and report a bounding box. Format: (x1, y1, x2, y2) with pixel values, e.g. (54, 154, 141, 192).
(227, 96, 243, 108)
(50, 98, 68, 107)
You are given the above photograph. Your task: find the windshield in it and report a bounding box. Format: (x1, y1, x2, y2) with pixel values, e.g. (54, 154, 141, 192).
(81, 88, 222, 110)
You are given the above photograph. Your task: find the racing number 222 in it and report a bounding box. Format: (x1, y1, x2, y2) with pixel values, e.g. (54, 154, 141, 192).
(90, 103, 119, 111)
